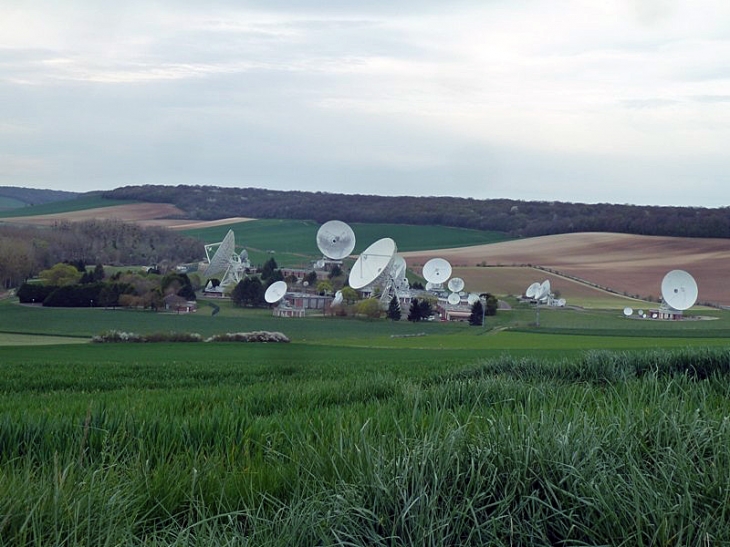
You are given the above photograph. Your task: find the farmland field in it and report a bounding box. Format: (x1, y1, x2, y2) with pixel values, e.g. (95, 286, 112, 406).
(0, 196, 136, 218)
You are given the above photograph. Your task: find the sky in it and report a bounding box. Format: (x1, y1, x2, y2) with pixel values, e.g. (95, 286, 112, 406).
(1, 0, 729, 207)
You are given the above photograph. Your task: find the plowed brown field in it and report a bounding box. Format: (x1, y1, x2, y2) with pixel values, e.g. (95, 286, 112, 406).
(403, 232, 730, 306)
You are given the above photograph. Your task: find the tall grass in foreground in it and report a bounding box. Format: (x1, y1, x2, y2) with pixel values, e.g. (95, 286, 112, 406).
(1, 348, 730, 545)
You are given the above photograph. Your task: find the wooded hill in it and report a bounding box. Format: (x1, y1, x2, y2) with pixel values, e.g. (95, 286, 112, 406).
(104, 185, 730, 239)
(0, 186, 81, 209)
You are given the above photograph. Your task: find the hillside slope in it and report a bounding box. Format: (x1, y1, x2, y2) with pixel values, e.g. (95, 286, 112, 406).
(403, 232, 730, 306)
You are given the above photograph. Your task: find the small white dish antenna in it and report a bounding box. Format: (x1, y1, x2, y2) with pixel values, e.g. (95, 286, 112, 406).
(317, 220, 356, 260)
(537, 279, 551, 301)
(315, 259, 326, 270)
(447, 277, 465, 293)
(447, 292, 461, 305)
(422, 258, 452, 284)
(525, 282, 541, 299)
(638, 309, 645, 318)
(661, 269, 698, 311)
(348, 237, 397, 290)
(623, 307, 633, 317)
(555, 298, 566, 307)
(425, 281, 437, 291)
(467, 293, 480, 305)
(332, 290, 343, 306)
(264, 281, 288, 304)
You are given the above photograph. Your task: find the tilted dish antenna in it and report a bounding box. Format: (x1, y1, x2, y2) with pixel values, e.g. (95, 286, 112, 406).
(422, 258, 452, 285)
(264, 281, 288, 304)
(661, 269, 698, 311)
(447, 292, 461, 305)
(317, 220, 356, 260)
(447, 277, 465, 293)
(348, 237, 397, 290)
(205, 230, 236, 278)
(467, 293, 480, 305)
(623, 307, 634, 317)
(537, 279, 551, 301)
(525, 282, 541, 299)
(332, 290, 343, 306)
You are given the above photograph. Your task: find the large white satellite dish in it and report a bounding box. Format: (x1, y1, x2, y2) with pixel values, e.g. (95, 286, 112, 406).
(623, 307, 633, 317)
(205, 230, 236, 278)
(317, 220, 356, 260)
(447, 277, 465, 293)
(525, 282, 541, 299)
(447, 292, 461, 305)
(422, 258, 452, 284)
(467, 293, 480, 305)
(264, 281, 288, 304)
(661, 270, 698, 311)
(348, 237, 397, 290)
(204, 229, 250, 288)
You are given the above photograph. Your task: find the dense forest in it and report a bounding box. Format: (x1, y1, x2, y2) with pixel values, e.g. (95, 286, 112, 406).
(104, 185, 730, 239)
(0, 220, 203, 289)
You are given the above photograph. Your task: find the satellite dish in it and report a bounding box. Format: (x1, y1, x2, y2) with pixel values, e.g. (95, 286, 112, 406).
(390, 255, 407, 279)
(537, 279, 551, 300)
(556, 298, 567, 307)
(525, 282, 541, 298)
(447, 292, 461, 305)
(315, 259, 326, 269)
(661, 269, 698, 311)
(623, 307, 634, 317)
(317, 220, 356, 260)
(205, 230, 236, 278)
(422, 258, 452, 284)
(467, 293, 480, 305)
(332, 290, 343, 306)
(264, 281, 288, 304)
(447, 277, 465, 293)
(638, 309, 645, 317)
(348, 237, 397, 290)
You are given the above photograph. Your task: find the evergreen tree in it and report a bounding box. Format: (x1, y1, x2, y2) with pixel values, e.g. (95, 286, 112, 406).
(407, 298, 421, 322)
(484, 293, 499, 316)
(260, 257, 278, 280)
(469, 300, 484, 326)
(418, 299, 433, 321)
(387, 296, 401, 321)
(231, 277, 266, 307)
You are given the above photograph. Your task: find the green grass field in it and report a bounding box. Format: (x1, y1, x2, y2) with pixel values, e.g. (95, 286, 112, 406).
(0, 196, 27, 211)
(183, 220, 511, 267)
(2, 296, 730, 544)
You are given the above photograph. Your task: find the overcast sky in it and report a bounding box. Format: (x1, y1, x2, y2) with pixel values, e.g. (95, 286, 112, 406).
(1, 1, 729, 207)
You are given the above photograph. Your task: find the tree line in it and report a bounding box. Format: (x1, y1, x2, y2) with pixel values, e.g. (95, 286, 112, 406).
(0, 219, 202, 290)
(104, 185, 730, 239)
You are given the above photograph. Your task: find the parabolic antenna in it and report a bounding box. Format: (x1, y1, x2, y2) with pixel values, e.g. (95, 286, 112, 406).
(205, 230, 236, 278)
(317, 220, 356, 260)
(447, 277, 465, 293)
(638, 309, 645, 317)
(525, 282, 541, 299)
(390, 255, 407, 280)
(332, 290, 343, 306)
(537, 279, 551, 300)
(467, 293, 481, 305)
(661, 270, 698, 311)
(348, 237, 397, 290)
(264, 281, 288, 304)
(623, 307, 634, 317)
(422, 258, 452, 284)
(447, 293, 461, 305)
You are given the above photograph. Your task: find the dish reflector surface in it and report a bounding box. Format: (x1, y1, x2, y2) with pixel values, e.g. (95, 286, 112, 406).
(317, 221, 356, 260)
(332, 290, 343, 306)
(447, 292, 461, 305)
(348, 238, 397, 290)
(661, 269, 698, 311)
(623, 307, 633, 317)
(467, 293, 480, 305)
(264, 281, 288, 303)
(537, 279, 551, 300)
(525, 282, 541, 298)
(422, 258, 452, 284)
(206, 230, 236, 278)
(447, 277, 465, 293)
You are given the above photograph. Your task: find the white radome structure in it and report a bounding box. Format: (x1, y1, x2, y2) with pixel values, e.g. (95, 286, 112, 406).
(204, 230, 251, 289)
